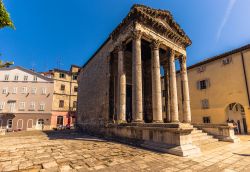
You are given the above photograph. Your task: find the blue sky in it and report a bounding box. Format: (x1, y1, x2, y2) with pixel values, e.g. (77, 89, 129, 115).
(0, 0, 250, 72)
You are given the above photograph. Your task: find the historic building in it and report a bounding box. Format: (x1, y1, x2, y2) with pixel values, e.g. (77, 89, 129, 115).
(41, 65, 80, 128)
(77, 4, 216, 156)
(0, 66, 53, 131)
(174, 44, 250, 134)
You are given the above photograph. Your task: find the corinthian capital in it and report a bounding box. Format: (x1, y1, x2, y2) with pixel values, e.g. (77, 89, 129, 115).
(180, 55, 187, 72)
(150, 40, 161, 50)
(132, 30, 142, 40)
(179, 55, 187, 64)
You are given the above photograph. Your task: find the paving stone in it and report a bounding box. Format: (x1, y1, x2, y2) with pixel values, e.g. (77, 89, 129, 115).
(0, 131, 250, 172)
(42, 161, 58, 169)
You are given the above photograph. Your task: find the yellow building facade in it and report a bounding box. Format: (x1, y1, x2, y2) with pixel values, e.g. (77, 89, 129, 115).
(42, 65, 80, 128)
(175, 44, 250, 134)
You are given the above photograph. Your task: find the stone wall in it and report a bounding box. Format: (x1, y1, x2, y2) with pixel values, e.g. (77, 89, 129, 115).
(77, 40, 113, 132)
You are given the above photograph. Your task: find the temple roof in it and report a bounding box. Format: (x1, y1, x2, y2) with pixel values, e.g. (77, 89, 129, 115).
(111, 4, 191, 47)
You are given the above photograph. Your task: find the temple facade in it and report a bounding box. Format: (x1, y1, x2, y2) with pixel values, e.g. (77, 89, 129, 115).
(77, 5, 237, 156)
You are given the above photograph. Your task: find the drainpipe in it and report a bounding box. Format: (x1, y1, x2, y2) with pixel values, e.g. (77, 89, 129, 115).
(241, 52, 250, 107)
(68, 72, 72, 127)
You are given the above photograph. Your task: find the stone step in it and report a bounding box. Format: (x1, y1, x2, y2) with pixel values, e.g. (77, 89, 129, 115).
(192, 138, 218, 146)
(192, 135, 214, 141)
(191, 132, 208, 137)
(191, 129, 203, 134)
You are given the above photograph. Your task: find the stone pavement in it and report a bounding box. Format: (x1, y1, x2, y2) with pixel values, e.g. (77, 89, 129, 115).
(0, 131, 250, 172)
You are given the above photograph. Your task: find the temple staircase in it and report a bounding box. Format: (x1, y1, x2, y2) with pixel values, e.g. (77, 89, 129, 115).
(191, 127, 229, 152)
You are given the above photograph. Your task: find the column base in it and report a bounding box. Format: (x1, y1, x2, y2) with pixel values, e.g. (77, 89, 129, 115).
(132, 120, 144, 123)
(152, 120, 163, 123)
(171, 120, 180, 123)
(182, 120, 191, 123)
(117, 120, 127, 124)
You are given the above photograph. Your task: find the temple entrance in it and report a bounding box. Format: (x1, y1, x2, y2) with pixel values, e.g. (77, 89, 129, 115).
(226, 103, 248, 134)
(141, 40, 153, 123)
(126, 84, 132, 122)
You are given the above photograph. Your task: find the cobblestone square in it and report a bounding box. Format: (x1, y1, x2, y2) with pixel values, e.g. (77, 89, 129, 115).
(0, 131, 250, 172)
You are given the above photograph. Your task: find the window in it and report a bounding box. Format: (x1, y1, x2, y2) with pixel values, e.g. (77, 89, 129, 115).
(31, 88, 37, 94)
(57, 116, 64, 126)
(203, 116, 211, 123)
(19, 102, 25, 110)
(59, 100, 64, 108)
(24, 75, 28, 81)
(29, 102, 35, 111)
(7, 119, 13, 129)
(201, 99, 209, 109)
(33, 76, 37, 82)
(61, 84, 65, 91)
(197, 79, 210, 90)
(59, 73, 65, 78)
(8, 102, 16, 112)
(39, 103, 45, 111)
(21, 87, 28, 94)
(2, 88, 8, 94)
(73, 101, 77, 108)
(74, 86, 78, 92)
(4, 74, 9, 81)
(222, 57, 232, 65)
(14, 75, 19, 81)
(197, 66, 206, 73)
(0, 102, 5, 110)
(72, 74, 77, 80)
(41, 88, 47, 95)
(13, 87, 17, 94)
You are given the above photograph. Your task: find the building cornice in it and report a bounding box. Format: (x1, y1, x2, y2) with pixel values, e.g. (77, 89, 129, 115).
(187, 44, 250, 71)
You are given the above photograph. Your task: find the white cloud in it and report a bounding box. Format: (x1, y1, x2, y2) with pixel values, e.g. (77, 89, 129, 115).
(216, 0, 237, 42)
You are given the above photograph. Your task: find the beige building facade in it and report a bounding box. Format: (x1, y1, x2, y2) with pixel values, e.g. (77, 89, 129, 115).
(42, 65, 80, 128)
(0, 66, 54, 131)
(173, 44, 250, 134)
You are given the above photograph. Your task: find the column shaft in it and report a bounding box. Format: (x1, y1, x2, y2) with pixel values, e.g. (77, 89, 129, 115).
(151, 41, 163, 122)
(164, 63, 171, 123)
(118, 44, 126, 122)
(132, 31, 143, 122)
(180, 56, 191, 123)
(169, 50, 179, 122)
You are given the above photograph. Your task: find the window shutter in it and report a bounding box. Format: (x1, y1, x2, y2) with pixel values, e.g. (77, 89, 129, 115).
(206, 79, 210, 88)
(197, 81, 201, 90)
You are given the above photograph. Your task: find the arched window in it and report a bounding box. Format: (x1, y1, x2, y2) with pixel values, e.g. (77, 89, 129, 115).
(17, 119, 23, 130)
(27, 119, 33, 129)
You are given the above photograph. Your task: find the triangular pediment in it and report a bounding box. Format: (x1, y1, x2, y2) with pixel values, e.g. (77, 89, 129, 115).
(111, 4, 191, 47)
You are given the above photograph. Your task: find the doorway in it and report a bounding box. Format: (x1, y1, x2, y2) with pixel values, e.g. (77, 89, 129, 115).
(126, 84, 132, 122)
(226, 103, 248, 134)
(36, 119, 44, 130)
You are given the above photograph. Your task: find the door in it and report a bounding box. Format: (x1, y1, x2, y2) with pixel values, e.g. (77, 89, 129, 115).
(57, 116, 64, 126)
(36, 119, 44, 130)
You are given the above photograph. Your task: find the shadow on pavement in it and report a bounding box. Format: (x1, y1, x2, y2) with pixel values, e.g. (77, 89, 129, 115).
(233, 153, 250, 156)
(42, 130, 164, 154)
(42, 130, 107, 142)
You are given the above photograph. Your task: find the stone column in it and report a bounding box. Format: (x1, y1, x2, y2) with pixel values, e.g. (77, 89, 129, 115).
(180, 56, 191, 123)
(150, 40, 163, 122)
(118, 43, 126, 123)
(132, 30, 143, 122)
(169, 49, 179, 122)
(164, 62, 171, 123)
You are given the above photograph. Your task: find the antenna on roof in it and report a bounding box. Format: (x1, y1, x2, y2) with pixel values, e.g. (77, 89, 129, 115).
(56, 57, 64, 69)
(31, 62, 36, 71)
